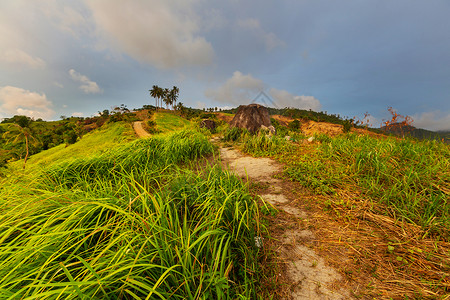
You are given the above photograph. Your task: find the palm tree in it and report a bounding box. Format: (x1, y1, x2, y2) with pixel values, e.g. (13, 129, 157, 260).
(171, 86, 179, 110)
(162, 88, 171, 109)
(158, 87, 166, 110)
(149, 85, 160, 110)
(3, 118, 37, 169)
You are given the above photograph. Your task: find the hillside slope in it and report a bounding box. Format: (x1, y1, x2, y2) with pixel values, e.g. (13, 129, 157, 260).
(8, 122, 135, 172)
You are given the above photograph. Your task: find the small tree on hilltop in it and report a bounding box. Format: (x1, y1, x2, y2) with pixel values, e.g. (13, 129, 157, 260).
(382, 107, 413, 138)
(353, 112, 372, 129)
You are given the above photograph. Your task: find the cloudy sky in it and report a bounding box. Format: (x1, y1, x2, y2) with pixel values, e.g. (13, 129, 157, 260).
(1, 0, 449, 131)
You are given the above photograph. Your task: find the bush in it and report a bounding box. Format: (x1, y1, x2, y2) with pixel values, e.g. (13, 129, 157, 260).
(342, 119, 353, 133)
(288, 119, 302, 132)
(270, 118, 288, 136)
(146, 120, 160, 134)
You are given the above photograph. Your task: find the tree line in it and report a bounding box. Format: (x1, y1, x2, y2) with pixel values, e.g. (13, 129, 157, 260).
(149, 85, 181, 110)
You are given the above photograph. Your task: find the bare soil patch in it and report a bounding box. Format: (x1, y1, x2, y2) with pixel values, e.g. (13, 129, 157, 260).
(271, 115, 383, 138)
(133, 121, 151, 138)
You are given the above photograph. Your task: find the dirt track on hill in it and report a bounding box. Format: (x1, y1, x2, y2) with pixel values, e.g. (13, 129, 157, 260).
(133, 121, 151, 138)
(219, 146, 353, 300)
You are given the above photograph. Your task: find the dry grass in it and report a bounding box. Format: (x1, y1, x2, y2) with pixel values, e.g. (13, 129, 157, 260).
(285, 185, 450, 299)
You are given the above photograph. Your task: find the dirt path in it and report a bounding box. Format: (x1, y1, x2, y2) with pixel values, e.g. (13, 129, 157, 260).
(219, 146, 353, 300)
(133, 121, 151, 138)
(131, 128, 354, 298)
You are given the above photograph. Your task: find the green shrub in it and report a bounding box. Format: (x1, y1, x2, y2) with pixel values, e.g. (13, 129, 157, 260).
(146, 120, 160, 134)
(288, 119, 301, 132)
(342, 119, 353, 133)
(270, 118, 288, 136)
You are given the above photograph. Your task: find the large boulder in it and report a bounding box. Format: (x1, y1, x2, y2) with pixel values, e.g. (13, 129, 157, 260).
(230, 104, 274, 134)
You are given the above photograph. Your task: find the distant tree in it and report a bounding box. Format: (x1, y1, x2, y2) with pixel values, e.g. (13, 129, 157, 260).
(353, 112, 372, 129)
(99, 109, 110, 117)
(162, 88, 171, 109)
(175, 102, 185, 115)
(14, 115, 32, 128)
(342, 119, 353, 133)
(169, 86, 179, 110)
(150, 85, 162, 110)
(119, 104, 129, 113)
(382, 107, 413, 138)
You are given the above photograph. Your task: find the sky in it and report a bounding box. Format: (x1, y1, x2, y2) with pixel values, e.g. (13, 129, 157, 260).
(1, 0, 450, 131)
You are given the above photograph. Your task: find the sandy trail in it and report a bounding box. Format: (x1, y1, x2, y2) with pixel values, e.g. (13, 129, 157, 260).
(219, 147, 353, 300)
(133, 121, 151, 138)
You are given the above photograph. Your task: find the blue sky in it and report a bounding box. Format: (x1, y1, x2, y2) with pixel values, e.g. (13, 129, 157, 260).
(1, 0, 449, 130)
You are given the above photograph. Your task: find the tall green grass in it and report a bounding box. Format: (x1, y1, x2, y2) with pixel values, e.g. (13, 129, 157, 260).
(154, 112, 191, 134)
(285, 134, 450, 237)
(41, 130, 214, 191)
(243, 133, 293, 157)
(0, 129, 263, 299)
(223, 127, 293, 157)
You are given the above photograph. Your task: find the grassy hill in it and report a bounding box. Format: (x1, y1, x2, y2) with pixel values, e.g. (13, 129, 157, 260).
(1, 109, 449, 298)
(0, 115, 265, 299)
(21, 122, 135, 171)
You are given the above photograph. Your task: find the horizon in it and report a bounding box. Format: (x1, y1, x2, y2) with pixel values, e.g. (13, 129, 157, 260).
(2, 104, 449, 133)
(1, 1, 450, 131)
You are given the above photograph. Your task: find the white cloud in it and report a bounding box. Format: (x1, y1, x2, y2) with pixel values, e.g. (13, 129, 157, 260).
(69, 69, 102, 94)
(412, 111, 450, 131)
(53, 81, 64, 88)
(0, 49, 46, 69)
(268, 88, 321, 111)
(204, 71, 265, 105)
(0, 2, 48, 69)
(84, 0, 214, 69)
(0, 86, 55, 120)
(237, 18, 285, 51)
(39, 0, 90, 38)
(71, 112, 84, 117)
(205, 71, 321, 111)
(196, 101, 206, 109)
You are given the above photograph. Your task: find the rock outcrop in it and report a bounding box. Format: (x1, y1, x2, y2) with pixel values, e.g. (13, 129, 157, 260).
(230, 104, 275, 133)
